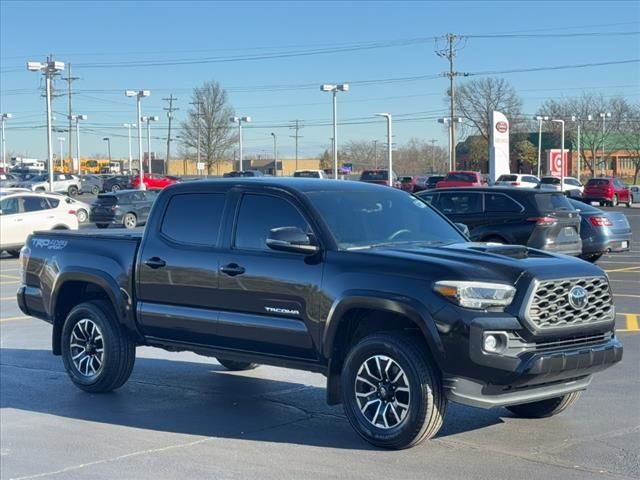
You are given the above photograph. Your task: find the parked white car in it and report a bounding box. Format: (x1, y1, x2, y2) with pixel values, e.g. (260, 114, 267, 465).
(538, 176, 584, 196)
(494, 174, 540, 188)
(15, 173, 81, 197)
(42, 192, 91, 223)
(630, 185, 639, 203)
(0, 191, 79, 257)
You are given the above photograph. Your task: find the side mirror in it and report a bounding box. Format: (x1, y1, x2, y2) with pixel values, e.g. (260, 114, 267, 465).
(267, 227, 319, 255)
(454, 222, 470, 237)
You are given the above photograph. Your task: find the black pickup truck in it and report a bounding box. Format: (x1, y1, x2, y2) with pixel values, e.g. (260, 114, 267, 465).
(17, 179, 623, 449)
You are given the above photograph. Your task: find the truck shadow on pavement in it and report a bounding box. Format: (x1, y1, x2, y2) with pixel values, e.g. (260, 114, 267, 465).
(1, 348, 508, 450)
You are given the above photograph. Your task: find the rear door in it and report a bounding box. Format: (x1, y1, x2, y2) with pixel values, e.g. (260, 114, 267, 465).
(136, 190, 228, 344)
(432, 191, 483, 229)
(479, 192, 529, 243)
(613, 178, 630, 203)
(215, 190, 322, 360)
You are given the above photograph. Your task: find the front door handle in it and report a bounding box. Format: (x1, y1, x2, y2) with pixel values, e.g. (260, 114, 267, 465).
(144, 257, 166, 269)
(220, 263, 245, 276)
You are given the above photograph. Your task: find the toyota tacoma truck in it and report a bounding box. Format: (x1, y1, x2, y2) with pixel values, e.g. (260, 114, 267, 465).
(17, 178, 623, 449)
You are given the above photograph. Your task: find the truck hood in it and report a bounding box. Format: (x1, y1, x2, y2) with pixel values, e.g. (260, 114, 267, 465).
(361, 241, 604, 285)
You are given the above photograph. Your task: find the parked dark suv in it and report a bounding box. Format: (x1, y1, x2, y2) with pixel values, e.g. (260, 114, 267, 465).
(90, 189, 159, 229)
(417, 187, 582, 256)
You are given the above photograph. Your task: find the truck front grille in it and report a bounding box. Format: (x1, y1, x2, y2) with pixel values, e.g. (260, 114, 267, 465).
(525, 276, 614, 330)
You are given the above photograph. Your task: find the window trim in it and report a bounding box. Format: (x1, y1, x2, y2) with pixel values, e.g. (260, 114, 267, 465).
(158, 192, 226, 248)
(231, 192, 315, 253)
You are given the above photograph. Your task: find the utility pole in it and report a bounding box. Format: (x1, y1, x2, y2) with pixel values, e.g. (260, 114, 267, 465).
(289, 119, 303, 171)
(373, 140, 378, 168)
(429, 138, 437, 172)
(62, 63, 79, 164)
(190, 100, 203, 174)
(436, 34, 467, 171)
(163, 94, 178, 175)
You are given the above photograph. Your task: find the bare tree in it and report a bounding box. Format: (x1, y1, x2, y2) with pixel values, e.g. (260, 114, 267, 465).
(455, 77, 524, 141)
(537, 94, 631, 177)
(341, 141, 378, 170)
(619, 103, 640, 183)
(180, 81, 236, 174)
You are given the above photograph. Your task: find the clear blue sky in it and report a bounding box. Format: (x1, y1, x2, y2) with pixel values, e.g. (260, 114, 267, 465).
(1, 0, 639, 160)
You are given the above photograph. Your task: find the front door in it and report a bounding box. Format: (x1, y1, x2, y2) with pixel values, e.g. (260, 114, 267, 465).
(216, 191, 323, 360)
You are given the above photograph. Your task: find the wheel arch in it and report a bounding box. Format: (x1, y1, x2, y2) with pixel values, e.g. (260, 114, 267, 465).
(322, 293, 445, 405)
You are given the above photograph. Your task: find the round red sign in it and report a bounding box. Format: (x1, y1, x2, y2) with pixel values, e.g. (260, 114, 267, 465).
(496, 121, 508, 133)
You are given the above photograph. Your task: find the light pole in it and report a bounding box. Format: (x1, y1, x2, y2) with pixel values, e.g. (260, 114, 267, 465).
(125, 90, 150, 189)
(103, 137, 111, 164)
(271, 132, 277, 176)
(570, 115, 592, 181)
(230, 116, 251, 171)
(599, 112, 611, 176)
(70, 114, 86, 175)
(28, 57, 65, 192)
(141, 116, 159, 175)
(534, 116, 549, 177)
(375, 113, 393, 185)
(321, 84, 349, 179)
(552, 119, 566, 190)
(438, 117, 462, 172)
(57, 137, 65, 172)
(1, 113, 11, 169)
(123, 123, 136, 173)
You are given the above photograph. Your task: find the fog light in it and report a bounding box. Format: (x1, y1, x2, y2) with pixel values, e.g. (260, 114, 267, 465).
(483, 332, 507, 353)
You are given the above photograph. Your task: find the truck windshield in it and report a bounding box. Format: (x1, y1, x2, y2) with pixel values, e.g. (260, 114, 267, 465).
(305, 189, 465, 250)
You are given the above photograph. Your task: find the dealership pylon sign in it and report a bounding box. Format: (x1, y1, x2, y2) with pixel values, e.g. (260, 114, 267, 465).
(489, 111, 510, 183)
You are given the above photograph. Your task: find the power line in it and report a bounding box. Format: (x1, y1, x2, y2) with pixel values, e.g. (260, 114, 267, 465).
(468, 58, 640, 76)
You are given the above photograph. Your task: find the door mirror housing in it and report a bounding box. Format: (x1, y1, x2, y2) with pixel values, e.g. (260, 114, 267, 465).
(454, 222, 470, 238)
(267, 227, 319, 255)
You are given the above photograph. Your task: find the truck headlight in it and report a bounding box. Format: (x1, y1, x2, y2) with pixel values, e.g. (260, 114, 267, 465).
(434, 281, 516, 310)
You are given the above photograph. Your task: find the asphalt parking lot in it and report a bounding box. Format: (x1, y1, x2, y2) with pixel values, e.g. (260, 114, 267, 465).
(1, 205, 638, 480)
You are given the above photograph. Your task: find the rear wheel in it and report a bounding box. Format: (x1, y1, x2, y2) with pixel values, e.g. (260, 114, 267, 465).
(341, 332, 446, 449)
(123, 213, 137, 229)
(76, 209, 88, 223)
(216, 358, 259, 371)
(68, 186, 78, 197)
(506, 391, 581, 418)
(580, 253, 602, 263)
(111, 184, 121, 192)
(61, 301, 136, 393)
(96, 223, 109, 229)
(92, 185, 100, 195)
(611, 195, 618, 207)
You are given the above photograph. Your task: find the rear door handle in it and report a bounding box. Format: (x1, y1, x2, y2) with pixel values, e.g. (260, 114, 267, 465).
(220, 263, 245, 276)
(144, 257, 166, 269)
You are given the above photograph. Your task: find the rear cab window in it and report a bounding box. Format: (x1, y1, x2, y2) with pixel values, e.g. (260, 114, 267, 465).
(361, 171, 389, 181)
(586, 179, 609, 187)
(497, 175, 517, 182)
(445, 173, 476, 182)
(161, 193, 225, 246)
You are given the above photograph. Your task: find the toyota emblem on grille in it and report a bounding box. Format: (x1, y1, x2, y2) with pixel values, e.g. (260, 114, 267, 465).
(568, 286, 588, 309)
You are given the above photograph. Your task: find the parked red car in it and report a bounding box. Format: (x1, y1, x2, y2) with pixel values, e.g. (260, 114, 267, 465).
(582, 177, 632, 207)
(399, 176, 418, 192)
(359, 169, 398, 186)
(436, 171, 485, 188)
(130, 174, 179, 190)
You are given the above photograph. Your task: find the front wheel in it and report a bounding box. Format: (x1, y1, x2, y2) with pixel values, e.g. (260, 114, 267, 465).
(341, 333, 446, 449)
(68, 186, 78, 197)
(61, 301, 136, 393)
(92, 185, 100, 195)
(506, 391, 581, 418)
(611, 195, 618, 207)
(76, 209, 88, 223)
(216, 358, 259, 371)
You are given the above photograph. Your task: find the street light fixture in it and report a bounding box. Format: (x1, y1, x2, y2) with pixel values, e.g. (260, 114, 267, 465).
(569, 115, 592, 181)
(375, 113, 393, 185)
(70, 114, 86, 175)
(552, 119, 566, 189)
(230, 116, 251, 171)
(28, 57, 65, 192)
(438, 117, 462, 172)
(141, 116, 159, 177)
(123, 123, 136, 174)
(270, 132, 278, 176)
(1, 113, 12, 169)
(320, 84, 349, 179)
(598, 112, 612, 176)
(103, 137, 112, 164)
(125, 90, 150, 189)
(534, 116, 549, 178)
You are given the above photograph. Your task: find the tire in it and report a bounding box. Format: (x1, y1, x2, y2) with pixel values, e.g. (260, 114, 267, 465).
(341, 332, 446, 449)
(111, 184, 121, 192)
(76, 209, 88, 223)
(216, 358, 259, 371)
(96, 223, 109, 229)
(484, 236, 506, 244)
(626, 202, 632, 208)
(92, 185, 100, 195)
(611, 195, 618, 207)
(506, 391, 581, 419)
(68, 185, 78, 197)
(6, 249, 21, 258)
(580, 253, 602, 263)
(123, 212, 137, 229)
(60, 300, 136, 393)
